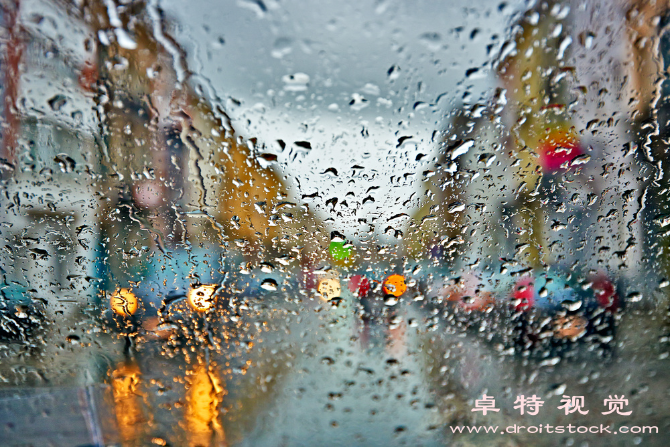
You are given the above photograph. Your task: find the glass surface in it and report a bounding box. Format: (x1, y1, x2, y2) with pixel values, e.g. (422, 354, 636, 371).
(0, 0, 669, 445)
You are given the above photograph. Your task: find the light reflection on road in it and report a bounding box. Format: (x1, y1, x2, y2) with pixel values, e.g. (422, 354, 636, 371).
(0, 292, 668, 446)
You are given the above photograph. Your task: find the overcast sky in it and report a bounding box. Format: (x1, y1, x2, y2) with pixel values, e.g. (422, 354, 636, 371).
(159, 0, 525, 236)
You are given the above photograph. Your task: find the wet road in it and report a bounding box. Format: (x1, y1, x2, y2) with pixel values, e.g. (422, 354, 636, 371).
(0, 293, 669, 446)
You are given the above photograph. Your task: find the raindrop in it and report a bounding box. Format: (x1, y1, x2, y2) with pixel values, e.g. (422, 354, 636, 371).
(260, 262, 275, 273)
(114, 28, 138, 50)
(447, 202, 465, 213)
(449, 139, 474, 159)
(627, 292, 642, 303)
(349, 93, 368, 111)
(387, 64, 400, 80)
(282, 73, 310, 91)
(569, 154, 591, 167)
(48, 95, 67, 111)
(54, 154, 76, 173)
(561, 299, 582, 311)
(579, 31, 595, 49)
(330, 231, 346, 243)
(261, 278, 278, 291)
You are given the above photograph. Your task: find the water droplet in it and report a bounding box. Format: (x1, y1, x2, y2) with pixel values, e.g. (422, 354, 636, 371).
(561, 299, 582, 311)
(448, 202, 465, 213)
(54, 154, 76, 173)
(387, 64, 400, 80)
(114, 28, 138, 50)
(384, 296, 399, 306)
(261, 279, 278, 291)
(48, 95, 67, 111)
(569, 154, 591, 167)
(282, 73, 310, 91)
(450, 139, 474, 159)
(330, 231, 345, 243)
(349, 93, 368, 111)
(579, 31, 595, 49)
(627, 292, 642, 303)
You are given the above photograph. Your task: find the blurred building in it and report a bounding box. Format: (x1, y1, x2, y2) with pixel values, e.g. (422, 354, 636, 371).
(0, 0, 101, 325)
(77, 0, 328, 311)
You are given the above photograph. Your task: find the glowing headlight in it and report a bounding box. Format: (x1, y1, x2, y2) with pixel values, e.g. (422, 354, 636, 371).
(111, 288, 139, 316)
(188, 284, 218, 312)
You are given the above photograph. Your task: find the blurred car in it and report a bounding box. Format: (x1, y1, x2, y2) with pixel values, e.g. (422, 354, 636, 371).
(505, 270, 620, 358)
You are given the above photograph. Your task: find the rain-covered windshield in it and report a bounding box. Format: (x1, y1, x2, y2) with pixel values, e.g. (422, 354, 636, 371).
(1, 0, 669, 446)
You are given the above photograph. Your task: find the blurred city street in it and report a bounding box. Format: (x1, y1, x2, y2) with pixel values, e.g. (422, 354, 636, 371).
(1, 290, 668, 446)
(2, 0, 670, 445)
